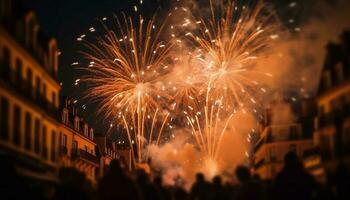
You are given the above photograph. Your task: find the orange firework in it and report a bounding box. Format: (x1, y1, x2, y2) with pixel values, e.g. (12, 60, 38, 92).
(82, 13, 174, 163)
(178, 0, 279, 172)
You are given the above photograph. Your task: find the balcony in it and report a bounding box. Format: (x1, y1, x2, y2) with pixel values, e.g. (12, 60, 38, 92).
(71, 149, 99, 165)
(0, 65, 59, 121)
(316, 105, 350, 129)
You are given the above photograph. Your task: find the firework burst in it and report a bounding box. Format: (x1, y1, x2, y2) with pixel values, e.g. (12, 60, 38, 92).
(82, 13, 174, 163)
(177, 0, 279, 171)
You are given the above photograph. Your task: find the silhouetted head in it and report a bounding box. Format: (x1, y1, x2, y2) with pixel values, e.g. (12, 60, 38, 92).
(195, 173, 205, 183)
(136, 169, 149, 184)
(284, 151, 299, 166)
(235, 165, 251, 183)
(109, 159, 122, 174)
(213, 176, 222, 186)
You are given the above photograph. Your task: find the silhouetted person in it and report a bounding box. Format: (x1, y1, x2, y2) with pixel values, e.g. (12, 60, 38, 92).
(136, 169, 160, 200)
(98, 159, 140, 200)
(234, 165, 263, 200)
(0, 156, 28, 200)
(190, 173, 211, 200)
(273, 152, 317, 200)
(211, 176, 226, 200)
(153, 176, 171, 200)
(173, 185, 189, 200)
(55, 167, 94, 200)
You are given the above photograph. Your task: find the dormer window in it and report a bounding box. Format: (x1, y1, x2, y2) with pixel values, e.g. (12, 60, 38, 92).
(84, 124, 88, 136)
(62, 108, 68, 124)
(89, 128, 94, 140)
(74, 116, 79, 131)
(48, 40, 58, 79)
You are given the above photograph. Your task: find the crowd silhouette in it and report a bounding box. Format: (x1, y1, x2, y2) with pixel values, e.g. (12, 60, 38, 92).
(1, 151, 350, 200)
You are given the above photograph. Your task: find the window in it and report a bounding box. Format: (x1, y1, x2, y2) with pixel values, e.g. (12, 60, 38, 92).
(34, 119, 40, 153)
(73, 140, 78, 153)
(84, 145, 88, 152)
(62, 134, 67, 147)
(13, 105, 21, 145)
(42, 126, 47, 159)
(51, 131, 56, 161)
(15, 58, 22, 83)
(0, 97, 9, 140)
(84, 124, 88, 136)
(25, 112, 32, 150)
(42, 83, 47, 99)
(62, 109, 68, 124)
(2, 46, 10, 67)
(35, 77, 41, 97)
(26, 68, 33, 88)
(52, 92, 56, 108)
(90, 129, 94, 140)
(74, 117, 79, 131)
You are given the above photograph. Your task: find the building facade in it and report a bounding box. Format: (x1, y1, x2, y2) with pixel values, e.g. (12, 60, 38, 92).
(0, 0, 60, 184)
(59, 98, 99, 183)
(309, 31, 350, 181)
(253, 100, 314, 180)
(254, 123, 314, 179)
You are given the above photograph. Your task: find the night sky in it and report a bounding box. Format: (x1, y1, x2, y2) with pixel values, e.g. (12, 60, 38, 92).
(19, 0, 328, 134)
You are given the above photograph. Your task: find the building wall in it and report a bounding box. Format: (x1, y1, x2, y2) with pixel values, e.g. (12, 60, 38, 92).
(0, 6, 60, 181)
(310, 33, 350, 181)
(58, 105, 99, 183)
(59, 124, 98, 182)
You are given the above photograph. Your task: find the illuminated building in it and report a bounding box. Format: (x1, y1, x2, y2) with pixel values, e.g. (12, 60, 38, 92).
(59, 97, 99, 182)
(59, 97, 133, 182)
(253, 100, 314, 180)
(0, 0, 60, 183)
(309, 31, 350, 181)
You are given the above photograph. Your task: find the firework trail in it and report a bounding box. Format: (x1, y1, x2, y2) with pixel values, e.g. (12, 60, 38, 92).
(82, 13, 174, 164)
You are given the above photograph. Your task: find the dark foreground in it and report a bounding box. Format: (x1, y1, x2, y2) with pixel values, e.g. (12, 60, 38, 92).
(1, 152, 350, 200)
